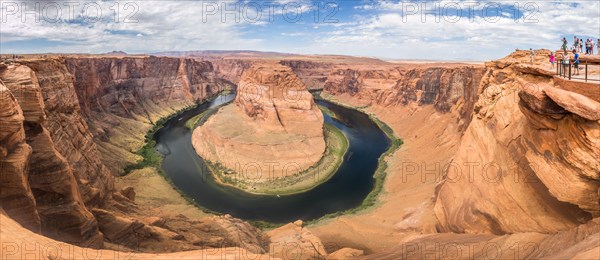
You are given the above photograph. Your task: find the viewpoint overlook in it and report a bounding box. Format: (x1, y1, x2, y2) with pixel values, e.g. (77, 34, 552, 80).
(1, 1, 599, 260)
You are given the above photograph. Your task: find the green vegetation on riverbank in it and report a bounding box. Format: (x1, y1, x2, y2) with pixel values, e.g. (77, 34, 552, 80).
(317, 104, 339, 120)
(120, 89, 401, 229)
(184, 111, 206, 130)
(305, 93, 403, 225)
(122, 105, 196, 175)
(120, 91, 234, 217)
(122, 88, 234, 175)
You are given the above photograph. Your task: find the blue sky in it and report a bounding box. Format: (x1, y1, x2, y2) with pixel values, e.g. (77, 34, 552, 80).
(1, 1, 599, 60)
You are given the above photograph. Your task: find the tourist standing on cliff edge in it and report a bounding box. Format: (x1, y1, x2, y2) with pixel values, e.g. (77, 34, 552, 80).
(530, 48, 535, 64)
(549, 53, 555, 69)
(585, 39, 591, 54)
(562, 38, 568, 53)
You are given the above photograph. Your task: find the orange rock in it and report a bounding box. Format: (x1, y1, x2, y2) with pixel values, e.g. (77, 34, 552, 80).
(192, 63, 326, 182)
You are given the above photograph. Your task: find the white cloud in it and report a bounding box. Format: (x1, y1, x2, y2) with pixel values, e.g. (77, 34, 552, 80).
(307, 0, 600, 60)
(0, 1, 265, 53)
(1, 0, 598, 60)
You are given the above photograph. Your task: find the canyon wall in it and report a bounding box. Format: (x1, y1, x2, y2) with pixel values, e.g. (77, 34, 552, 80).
(65, 57, 228, 173)
(433, 51, 599, 234)
(324, 64, 486, 131)
(209, 58, 254, 84)
(0, 56, 335, 255)
(0, 57, 236, 249)
(318, 51, 598, 238)
(0, 79, 40, 233)
(1, 51, 598, 258)
(0, 61, 107, 247)
(280, 60, 334, 90)
(235, 62, 324, 137)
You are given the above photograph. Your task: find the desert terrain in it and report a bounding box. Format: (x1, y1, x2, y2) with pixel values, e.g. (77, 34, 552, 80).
(0, 49, 599, 259)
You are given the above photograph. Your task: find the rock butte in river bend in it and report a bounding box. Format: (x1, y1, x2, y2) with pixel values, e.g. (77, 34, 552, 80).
(192, 62, 326, 181)
(0, 50, 598, 259)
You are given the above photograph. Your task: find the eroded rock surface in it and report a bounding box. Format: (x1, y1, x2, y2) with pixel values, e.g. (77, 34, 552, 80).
(434, 52, 599, 235)
(1, 62, 105, 247)
(0, 81, 40, 233)
(0, 57, 262, 251)
(267, 220, 327, 259)
(192, 62, 325, 181)
(1, 50, 599, 258)
(64, 57, 227, 174)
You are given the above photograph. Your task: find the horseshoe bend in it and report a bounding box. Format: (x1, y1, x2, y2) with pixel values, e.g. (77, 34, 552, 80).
(191, 63, 342, 195)
(1, 2, 600, 259)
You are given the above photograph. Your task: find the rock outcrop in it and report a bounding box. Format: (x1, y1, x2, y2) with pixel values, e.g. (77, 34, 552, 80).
(266, 220, 327, 259)
(312, 52, 597, 253)
(210, 58, 254, 84)
(280, 60, 334, 90)
(0, 57, 241, 249)
(18, 59, 114, 207)
(192, 62, 326, 182)
(0, 212, 272, 259)
(0, 62, 106, 247)
(366, 217, 600, 259)
(433, 54, 598, 234)
(0, 80, 40, 233)
(235, 63, 324, 138)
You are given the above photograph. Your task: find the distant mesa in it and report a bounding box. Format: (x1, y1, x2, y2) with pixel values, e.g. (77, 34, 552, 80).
(103, 51, 128, 56)
(152, 50, 294, 58)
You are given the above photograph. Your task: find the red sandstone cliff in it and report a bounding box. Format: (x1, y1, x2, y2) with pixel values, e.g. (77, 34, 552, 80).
(324, 64, 486, 131)
(1, 51, 598, 258)
(0, 61, 106, 247)
(0, 57, 250, 250)
(315, 52, 598, 255)
(64, 57, 229, 173)
(0, 78, 40, 233)
(433, 52, 599, 234)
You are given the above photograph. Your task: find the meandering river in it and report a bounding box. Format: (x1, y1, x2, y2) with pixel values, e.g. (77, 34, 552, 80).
(153, 93, 390, 223)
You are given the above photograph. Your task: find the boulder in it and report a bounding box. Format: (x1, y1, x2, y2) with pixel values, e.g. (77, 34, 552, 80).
(267, 222, 327, 259)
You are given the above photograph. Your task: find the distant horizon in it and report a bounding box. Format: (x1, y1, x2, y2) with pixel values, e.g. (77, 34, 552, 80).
(1, 1, 598, 61)
(0, 48, 535, 63)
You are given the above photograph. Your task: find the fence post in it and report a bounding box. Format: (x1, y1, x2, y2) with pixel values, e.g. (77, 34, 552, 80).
(585, 61, 588, 82)
(560, 59, 563, 76)
(568, 61, 572, 80)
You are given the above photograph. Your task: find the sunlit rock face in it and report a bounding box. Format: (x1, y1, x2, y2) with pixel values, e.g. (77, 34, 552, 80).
(192, 62, 325, 181)
(0, 62, 106, 247)
(433, 51, 598, 235)
(235, 62, 325, 137)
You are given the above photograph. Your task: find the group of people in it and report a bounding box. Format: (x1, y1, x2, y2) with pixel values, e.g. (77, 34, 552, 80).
(561, 36, 599, 55)
(549, 50, 581, 75)
(551, 36, 599, 75)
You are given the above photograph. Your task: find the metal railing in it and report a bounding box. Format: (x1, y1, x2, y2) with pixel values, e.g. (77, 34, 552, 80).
(556, 59, 599, 82)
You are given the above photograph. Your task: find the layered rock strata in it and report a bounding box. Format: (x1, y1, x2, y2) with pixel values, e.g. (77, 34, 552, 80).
(0, 57, 240, 249)
(64, 57, 227, 174)
(0, 62, 106, 247)
(192, 63, 326, 182)
(433, 53, 598, 234)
